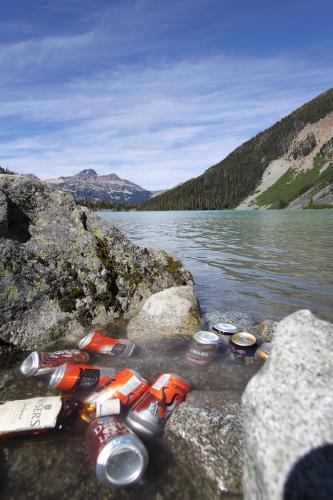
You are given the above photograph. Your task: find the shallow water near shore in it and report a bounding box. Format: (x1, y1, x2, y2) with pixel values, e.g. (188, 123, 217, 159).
(0, 329, 259, 499)
(98, 209, 333, 322)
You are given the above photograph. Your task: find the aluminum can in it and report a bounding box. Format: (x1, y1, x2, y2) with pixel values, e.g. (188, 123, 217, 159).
(186, 330, 220, 366)
(83, 368, 149, 407)
(212, 323, 239, 345)
(20, 349, 89, 377)
(228, 332, 258, 362)
(85, 416, 148, 487)
(255, 342, 271, 361)
(126, 373, 191, 437)
(49, 363, 117, 392)
(79, 331, 135, 358)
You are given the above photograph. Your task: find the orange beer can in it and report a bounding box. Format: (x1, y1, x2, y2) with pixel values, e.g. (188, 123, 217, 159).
(48, 363, 117, 392)
(78, 331, 135, 358)
(126, 373, 191, 437)
(83, 368, 149, 407)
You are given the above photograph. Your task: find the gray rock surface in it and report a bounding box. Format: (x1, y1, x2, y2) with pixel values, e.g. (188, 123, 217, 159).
(291, 131, 316, 159)
(165, 390, 244, 498)
(205, 310, 254, 332)
(242, 309, 333, 500)
(0, 175, 193, 349)
(127, 285, 201, 339)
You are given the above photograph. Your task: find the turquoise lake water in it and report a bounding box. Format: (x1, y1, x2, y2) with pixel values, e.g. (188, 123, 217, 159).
(98, 210, 333, 323)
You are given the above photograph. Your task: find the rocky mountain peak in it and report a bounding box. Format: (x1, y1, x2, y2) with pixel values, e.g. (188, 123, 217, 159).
(76, 169, 98, 180)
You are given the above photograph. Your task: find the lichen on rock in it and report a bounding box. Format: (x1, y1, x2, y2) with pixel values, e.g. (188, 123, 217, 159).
(0, 175, 194, 349)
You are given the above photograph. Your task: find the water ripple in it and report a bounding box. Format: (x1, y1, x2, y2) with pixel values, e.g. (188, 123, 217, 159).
(98, 210, 333, 322)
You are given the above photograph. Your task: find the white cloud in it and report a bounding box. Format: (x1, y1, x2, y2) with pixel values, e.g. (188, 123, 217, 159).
(0, 48, 332, 189)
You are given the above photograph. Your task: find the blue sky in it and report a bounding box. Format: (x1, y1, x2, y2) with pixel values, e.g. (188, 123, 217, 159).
(1, 0, 332, 189)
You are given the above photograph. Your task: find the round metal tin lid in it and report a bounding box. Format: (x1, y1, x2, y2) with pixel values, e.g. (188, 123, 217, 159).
(230, 331, 257, 347)
(194, 330, 220, 345)
(212, 323, 239, 334)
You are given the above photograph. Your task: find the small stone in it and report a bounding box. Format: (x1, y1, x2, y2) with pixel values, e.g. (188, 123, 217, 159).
(255, 319, 278, 344)
(127, 285, 201, 340)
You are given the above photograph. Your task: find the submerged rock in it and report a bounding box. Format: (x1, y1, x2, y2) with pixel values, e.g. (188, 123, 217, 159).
(204, 310, 254, 332)
(0, 175, 193, 349)
(127, 285, 201, 340)
(165, 390, 244, 498)
(254, 319, 278, 344)
(242, 310, 333, 500)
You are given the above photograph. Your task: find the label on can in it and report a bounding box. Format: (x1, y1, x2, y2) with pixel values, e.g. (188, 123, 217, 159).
(85, 416, 131, 467)
(85, 369, 148, 406)
(40, 350, 88, 369)
(117, 374, 143, 397)
(128, 373, 191, 434)
(0, 396, 62, 434)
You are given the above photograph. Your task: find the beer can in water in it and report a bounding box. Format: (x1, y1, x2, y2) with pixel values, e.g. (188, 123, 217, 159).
(212, 323, 239, 345)
(83, 368, 148, 407)
(255, 342, 271, 361)
(186, 330, 220, 366)
(228, 332, 258, 362)
(49, 363, 117, 392)
(85, 416, 148, 487)
(126, 373, 191, 437)
(78, 331, 135, 358)
(20, 349, 89, 377)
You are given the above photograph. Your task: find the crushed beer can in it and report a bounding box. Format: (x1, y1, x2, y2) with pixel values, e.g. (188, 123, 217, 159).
(126, 373, 191, 437)
(20, 349, 89, 377)
(186, 330, 220, 366)
(82, 368, 148, 416)
(49, 363, 117, 392)
(79, 331, 135, 358)
(85, 415, 148, 487)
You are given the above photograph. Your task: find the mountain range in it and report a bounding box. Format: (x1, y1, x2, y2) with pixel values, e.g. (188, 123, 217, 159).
(46, 169, 154, 205)
(143, 88, 333, 210)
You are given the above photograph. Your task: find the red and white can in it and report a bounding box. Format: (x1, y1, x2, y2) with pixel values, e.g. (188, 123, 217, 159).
(20, 349, 89, 377)
(83, 368, 149, 407)
(48, 363, 117, 393)
(85, 416, 148, 487)
(79, 331, 135, 358)
(126, 373, 191, 437)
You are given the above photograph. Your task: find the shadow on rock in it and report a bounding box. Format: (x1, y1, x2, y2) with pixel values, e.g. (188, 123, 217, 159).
(284, 444, 333, 500)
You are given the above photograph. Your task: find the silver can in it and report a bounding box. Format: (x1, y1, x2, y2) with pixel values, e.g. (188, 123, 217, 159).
(85, 416, 148, 487)
(126, 373, 192, 437)
(20, 349, 89, 377)
(186, 330, 220, 365)
(212, 323, 239, 345)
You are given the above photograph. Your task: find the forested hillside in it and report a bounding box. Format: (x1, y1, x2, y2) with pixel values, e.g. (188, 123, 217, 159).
(143, 88, 333, 210)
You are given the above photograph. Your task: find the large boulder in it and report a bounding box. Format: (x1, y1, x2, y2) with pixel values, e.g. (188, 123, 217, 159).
(164, 390, 244, 498)
(127, 285, 201, 339)
(0, 175, 193, 349)
(242, 310, 333, 500)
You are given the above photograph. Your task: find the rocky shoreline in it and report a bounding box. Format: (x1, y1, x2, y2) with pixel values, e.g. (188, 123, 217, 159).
(1, 174, 332, 499)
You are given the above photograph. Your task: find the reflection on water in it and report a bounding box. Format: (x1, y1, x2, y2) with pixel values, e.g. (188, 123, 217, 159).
(98, 210, 333, 322)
